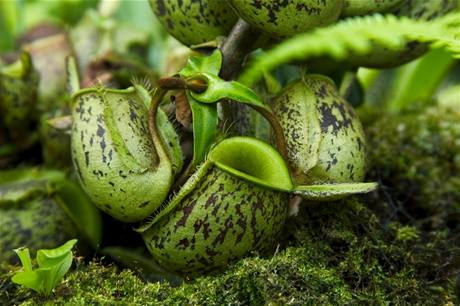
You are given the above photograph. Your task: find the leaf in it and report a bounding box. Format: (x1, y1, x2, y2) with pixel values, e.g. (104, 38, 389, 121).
(66, 56, 80, 96)
(189, 73, 270, 112)
(293, 182, 378, 201)
(37, 252, 74, 296)
(36, 239, 77, 267)
(53, 180, 102, 249)
(0, 168, 65, 205)
(178, 50, 283, 168)
(180, 49, 222, 78)
(188, 92, 218, 169)
(0, 52, 32, 78)
(0, 0, 18, 51)
(386, 49, 455, 112)
(178, 49, 273, 167)
(11, 271, 42, 294)
(0, 180, 46, 206)
(239, 13, 460, 86)
(13, 248, 33, 272)
(188, 73, 288, 160)
(11, 240, 77, 296)
(169, 49, 222, 171)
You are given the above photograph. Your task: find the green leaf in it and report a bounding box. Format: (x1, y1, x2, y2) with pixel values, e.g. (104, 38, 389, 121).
(176, 50, 223, 171)
(188, 92, 218, 169)
(38, 240, 77, 296)
(180, 49, 222, 77)
(0, 0, 18, 51)
(12, 240, 77, 296)
(0, 52, 32, 78)
(179, 50, 285, 168)
(188, 73, 288, 160)
(11, 271, 42, 294)
(386, 49, 455, 112)
(190, 73, 270, 112)
(0, 168, 65, 205)
(13, 248, 33, 272)
(239, 13, 460, 86)
(66, 56, 81, 96)
(37, 252, 74, 296)
(293, 183, 378, 201)
(53, 181, 102, 249)
(36, 239, 77, 267)
(23, 0, 98, 27)
(0, 180, 46, 206)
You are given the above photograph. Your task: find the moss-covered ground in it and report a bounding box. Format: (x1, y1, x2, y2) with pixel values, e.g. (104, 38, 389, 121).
(1, 105, 460, 305)
(366, 106, 460, 232)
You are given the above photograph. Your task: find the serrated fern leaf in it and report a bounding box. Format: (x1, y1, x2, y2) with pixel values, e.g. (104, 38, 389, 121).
(239, 12, 460, 86)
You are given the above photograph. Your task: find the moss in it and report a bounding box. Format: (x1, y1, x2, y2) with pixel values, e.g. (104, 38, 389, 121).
(365, 106, 460, 231)
(1, 197, 457, 305)
(2, 106, 459, 305)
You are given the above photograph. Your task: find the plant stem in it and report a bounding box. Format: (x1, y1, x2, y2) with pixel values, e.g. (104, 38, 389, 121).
(157, 76, 207, 93)
(251, 105, 289, 162)
(219, 19, 259, 131)
(220, 19, 259, 80)
(148, 87, 169, 169)
(219, 19, 289, 162)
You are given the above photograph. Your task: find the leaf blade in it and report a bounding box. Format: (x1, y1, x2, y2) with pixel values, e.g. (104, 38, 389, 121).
(180, 49, 222, 77)
(188, 92, 218, 169)
(293, 182, 378, 201)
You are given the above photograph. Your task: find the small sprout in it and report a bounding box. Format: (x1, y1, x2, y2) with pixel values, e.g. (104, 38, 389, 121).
(11, 239, 77, 297)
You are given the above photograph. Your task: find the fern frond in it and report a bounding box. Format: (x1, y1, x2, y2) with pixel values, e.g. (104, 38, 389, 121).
(239, 12, 460, 86)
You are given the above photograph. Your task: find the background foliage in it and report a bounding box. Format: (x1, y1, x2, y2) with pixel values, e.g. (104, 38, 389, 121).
(1, 0, 460, 304)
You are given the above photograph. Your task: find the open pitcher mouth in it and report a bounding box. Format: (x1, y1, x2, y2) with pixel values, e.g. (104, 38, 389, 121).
(207, 137, 294, 192)
(136, 136, 294, 232)
(136, 134, 378, 232)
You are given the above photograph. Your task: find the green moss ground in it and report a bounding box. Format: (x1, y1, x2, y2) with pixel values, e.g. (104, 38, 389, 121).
(366, 106, 460, 231)
(2, 198, 457, 305)
(1, 106, 460, 305)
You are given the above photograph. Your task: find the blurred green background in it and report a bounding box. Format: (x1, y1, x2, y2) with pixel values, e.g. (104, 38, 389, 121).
(0, 0, 166, 68)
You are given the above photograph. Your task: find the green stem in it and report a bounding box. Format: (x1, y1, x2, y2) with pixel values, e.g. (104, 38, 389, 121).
(249, 105, 289, 163)
(157, 76, 208, 93)
(219, 19, 260, 131)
